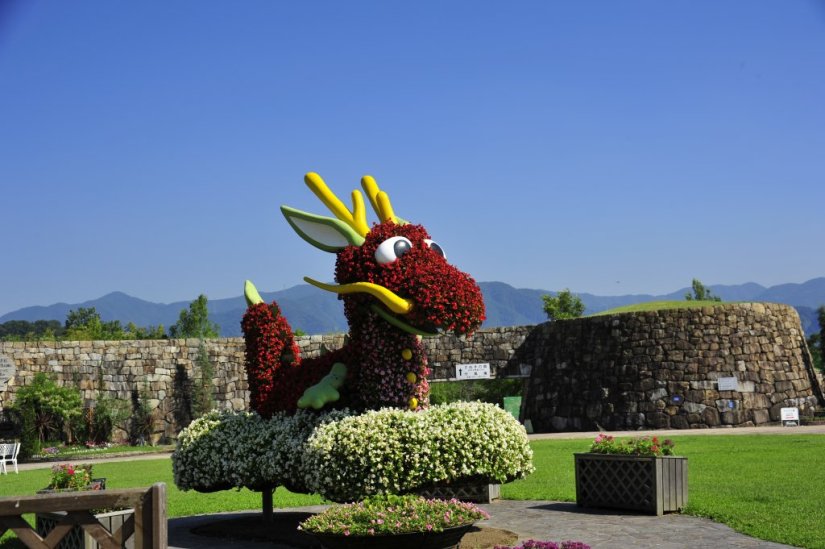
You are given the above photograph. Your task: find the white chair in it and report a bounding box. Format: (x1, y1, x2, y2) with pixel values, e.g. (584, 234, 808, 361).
(0, 442, 20, 474)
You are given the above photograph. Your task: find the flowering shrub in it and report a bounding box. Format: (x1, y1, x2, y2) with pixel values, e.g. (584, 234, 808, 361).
(495, 541, 591, 549)
(298, 494, 489, 536)
(304, 402, 534, 502)
(172, 402, 533, 501)
(589, 433, 675, 457)
(48, 463, 93, 490)
(172, 408, 351, 493)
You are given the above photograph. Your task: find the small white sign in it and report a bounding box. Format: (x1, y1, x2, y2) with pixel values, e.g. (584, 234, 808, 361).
(455, 363, 491, 380)
(781, 407, 799, 422)
(717, 377, 739, 391)
(0, 354, 16, 389)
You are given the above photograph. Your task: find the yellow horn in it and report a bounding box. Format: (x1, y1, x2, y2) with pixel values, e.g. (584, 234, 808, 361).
(304, 172, 369, 236)
(304, 277, 413, 314)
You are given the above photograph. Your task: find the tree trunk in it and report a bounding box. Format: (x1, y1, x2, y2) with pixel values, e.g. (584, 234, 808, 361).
(262, 486, 275, 523)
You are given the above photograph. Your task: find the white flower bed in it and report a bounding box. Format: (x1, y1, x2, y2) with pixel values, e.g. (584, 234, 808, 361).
(173, 402, 534, 502)
(305, 402, 534, 501)
(172, 408, 350, 492)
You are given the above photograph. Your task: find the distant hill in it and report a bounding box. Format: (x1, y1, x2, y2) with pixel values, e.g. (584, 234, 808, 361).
(2, 278, 823, 337)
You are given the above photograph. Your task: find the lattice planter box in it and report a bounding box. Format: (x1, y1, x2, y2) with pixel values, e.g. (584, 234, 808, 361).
(36, 509, 135, 549)
(574, 453, 688, 516)
(414, 482, 501, 503)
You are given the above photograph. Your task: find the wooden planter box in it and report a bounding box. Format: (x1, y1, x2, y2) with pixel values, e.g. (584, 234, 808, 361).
(35, 509, 135, 549)
(574, 453, 688, 515)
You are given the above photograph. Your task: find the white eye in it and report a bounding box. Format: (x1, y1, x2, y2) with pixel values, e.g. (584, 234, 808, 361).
(375, 236, 413, 265)
(424, 239, 446, 260)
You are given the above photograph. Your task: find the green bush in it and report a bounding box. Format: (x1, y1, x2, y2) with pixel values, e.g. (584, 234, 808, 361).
(18, 404, 40, 459)
(191, 341, 216, 418)
(71, 395, 131, 445)
(429, 378, 523, 406)
(127, 389, 154, 445)
(11, 373, 81, 448)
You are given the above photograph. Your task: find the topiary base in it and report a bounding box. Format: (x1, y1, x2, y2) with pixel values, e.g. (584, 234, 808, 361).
(305, 523, 473, 549)
(414, 482, 501, 503)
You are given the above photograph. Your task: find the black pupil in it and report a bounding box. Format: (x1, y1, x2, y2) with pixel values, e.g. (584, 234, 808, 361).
(394, 239, 412, 258)
(429, 242, 444, 257)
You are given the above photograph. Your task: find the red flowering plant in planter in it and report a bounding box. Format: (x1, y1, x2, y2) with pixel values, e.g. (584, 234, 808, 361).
(589, 433, 676, 457)
(42, 463, 104, 492)
(242, 173, 485, 415)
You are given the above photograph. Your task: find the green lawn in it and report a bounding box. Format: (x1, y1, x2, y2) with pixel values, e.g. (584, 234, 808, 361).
(2, 434, 823, 548)
(590, 300, 730, 316)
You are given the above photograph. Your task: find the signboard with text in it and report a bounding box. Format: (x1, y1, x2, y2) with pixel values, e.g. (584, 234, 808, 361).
(0, 354, 16, 390)
(455, 363, 491, 380)
(780, 407, 799, 427)
(717, 377, 739, 391)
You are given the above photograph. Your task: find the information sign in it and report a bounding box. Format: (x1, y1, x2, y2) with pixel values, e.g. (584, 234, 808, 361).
(780, 407, 799, 427)
(0, 354, 16, 390)
(717, 376, 739, 391)
(455, 363, 491, 380)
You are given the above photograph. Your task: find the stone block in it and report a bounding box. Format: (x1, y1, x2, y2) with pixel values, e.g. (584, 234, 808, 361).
(670, 415, 690, 429)
(702, 407, 720, 427)
(721, 410, 745, 425)
(753, 409, 770, 424)
(649, 412, 670, 428)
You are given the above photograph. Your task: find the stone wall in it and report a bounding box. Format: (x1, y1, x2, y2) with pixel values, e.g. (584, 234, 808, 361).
(1, 304, 821, 439)
(0, 327, 530, 441)
(520, 303, 824, 431)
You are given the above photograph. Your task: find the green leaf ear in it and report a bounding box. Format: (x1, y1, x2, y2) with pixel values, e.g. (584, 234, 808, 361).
(281, 206, 366, 252)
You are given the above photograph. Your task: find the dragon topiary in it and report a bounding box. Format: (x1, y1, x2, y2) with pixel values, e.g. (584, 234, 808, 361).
(242, 172, 486, 415)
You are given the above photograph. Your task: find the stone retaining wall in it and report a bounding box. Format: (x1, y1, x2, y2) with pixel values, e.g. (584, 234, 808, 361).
(0, 327, 529, 441)
(520, 303, 824, 431)
(1, 303, 821, 438)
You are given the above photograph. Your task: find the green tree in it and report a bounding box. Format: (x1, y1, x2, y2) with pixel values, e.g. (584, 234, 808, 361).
(818, 306, 825, 352)
(542, 288, 585, 321)
(814, 306, 825, 373)
(0, 319, 64, 341)
(169, 295, 220, 339)
(684, 278, 722, 302)
(807, 333, 822, 372)
(64, 307, 127, 340)
(125, 322, 166, 339)
(191, 342, 216, 417)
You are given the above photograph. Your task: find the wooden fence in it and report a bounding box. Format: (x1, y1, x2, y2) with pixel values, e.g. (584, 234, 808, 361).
(0, 483, 166, 549)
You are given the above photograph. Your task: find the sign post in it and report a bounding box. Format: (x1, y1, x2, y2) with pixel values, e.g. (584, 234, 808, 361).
(780, 407, 799, 427)
(455, 363, 491, 380)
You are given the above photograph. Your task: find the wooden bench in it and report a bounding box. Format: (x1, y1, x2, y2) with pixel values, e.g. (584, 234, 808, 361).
(0, 483, 167, 549)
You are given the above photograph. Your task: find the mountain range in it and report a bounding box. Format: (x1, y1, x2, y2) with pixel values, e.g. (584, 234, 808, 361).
(2, 278, 824, 338)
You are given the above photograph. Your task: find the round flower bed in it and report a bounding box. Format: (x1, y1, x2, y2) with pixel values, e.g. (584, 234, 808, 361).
(299, 494, 489, 549)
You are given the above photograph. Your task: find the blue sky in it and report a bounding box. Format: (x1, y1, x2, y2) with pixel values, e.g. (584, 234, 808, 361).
(1, 1, 824, 317)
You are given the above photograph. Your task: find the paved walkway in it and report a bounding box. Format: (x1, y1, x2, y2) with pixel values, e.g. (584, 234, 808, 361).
(166, 500, 796, 549)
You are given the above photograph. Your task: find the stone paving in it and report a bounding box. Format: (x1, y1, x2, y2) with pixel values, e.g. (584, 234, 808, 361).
(166, 500, 797, 549)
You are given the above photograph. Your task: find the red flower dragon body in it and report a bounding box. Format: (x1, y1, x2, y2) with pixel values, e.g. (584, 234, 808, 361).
(242, 173, 486, 416)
